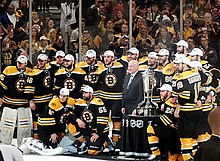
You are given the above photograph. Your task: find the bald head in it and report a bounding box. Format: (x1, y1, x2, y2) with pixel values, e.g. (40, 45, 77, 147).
(208, 107, 220, 135)
(127, 60, 139, 74)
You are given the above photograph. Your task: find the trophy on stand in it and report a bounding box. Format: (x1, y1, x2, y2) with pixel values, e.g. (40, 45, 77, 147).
(136, 69, 159, 118)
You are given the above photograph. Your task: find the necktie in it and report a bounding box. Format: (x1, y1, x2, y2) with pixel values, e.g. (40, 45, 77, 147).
(127, 75, 133, 89)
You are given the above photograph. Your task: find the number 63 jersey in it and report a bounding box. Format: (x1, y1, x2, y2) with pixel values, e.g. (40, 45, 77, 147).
(73, 97, 109, 137)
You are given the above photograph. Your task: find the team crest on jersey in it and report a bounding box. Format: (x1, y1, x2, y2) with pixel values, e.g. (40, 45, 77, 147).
(64, 78, 76, 91)
(0, 74, 5, 81)
(104, 73, 117, 88)
(85, 72, 99, 84)
(44, 75, 51, 88)
(15, 78, 26, 92)
(82, 110, 93, 123)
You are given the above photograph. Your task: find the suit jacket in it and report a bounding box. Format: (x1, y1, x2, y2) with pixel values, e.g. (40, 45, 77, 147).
(194, 136, 220, 161)
(122, 71, 144, 114)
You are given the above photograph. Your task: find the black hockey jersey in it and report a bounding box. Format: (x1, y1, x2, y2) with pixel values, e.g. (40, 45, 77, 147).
(53, 67, 86, 98)
(27, 63, 55, 104)
(96, 61, 126, 100)
(70, 97, 109, 137)
(0, 66, 32, 107)
(37, 97, 75, 135)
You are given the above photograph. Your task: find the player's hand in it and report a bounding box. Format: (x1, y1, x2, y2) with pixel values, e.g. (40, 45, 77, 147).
(90, 133, 99, 142)
(50, 133, 58, 143)
(29, 100, 36, 110)
(76, 119, 86, 128)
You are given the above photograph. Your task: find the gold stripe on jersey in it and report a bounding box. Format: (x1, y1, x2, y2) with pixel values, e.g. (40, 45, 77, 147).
(37, 117, 56, 126)
(25, 86, 35, 94)
(0, 81, 8, 90)
(99, 90, 122, 100)
(160, 115, 173, 126)
(103, 126, 110, 133)
(3, 96, 28, 105)
(180, 103, 202, 111)
(152, 96, 161, 103)
(201, 104, 213, 112)
(97, 116, 108, 125)
(55, 67, 86, 76)
(179, 91, 190, 99)
(33, 94, 53, 103)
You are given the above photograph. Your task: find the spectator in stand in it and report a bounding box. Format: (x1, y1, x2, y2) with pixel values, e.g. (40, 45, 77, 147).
(17, 0, 29, 23)
(136, 24, 155, 52)
(183, 18, 195, 40)
(210, 5, 220, 23)
(155, 26, 173, 51)
(0, 0, 8, 15)
(187, 36, 197, 52)
(208, 21, 220, 53)
(47, 29, 58, 46)
(113, 10, 127, 34)
(32, 11, 43, 35)
(0, 3, 18, 28)
(200, 35, 218, 67)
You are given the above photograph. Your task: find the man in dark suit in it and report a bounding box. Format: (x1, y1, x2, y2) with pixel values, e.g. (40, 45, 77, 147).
(194, 107, 220, 161)
(121, 60, 144, 115)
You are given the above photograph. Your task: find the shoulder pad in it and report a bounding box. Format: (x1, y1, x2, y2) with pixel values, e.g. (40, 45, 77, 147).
(139, 64, 147, 71)
(3, 66, 19, 75)
(47, 46, 57, 51)
(75, 61, 88, 68)
(90, 97, 104, 106)
(55, 68, 66, 76)
(67, 97, 75, 106)
(75, 98, 86, 105)
(165, 98, 178, 108)
(49, 98, 63, 111)
(172, 73, 181, 79)
(73, 67, 86, 74)
(121, 56, 128, 62)
(50, 61, 57, 65)
(113, 61, 123, 68)
(25, 67, 32, 74)
(138, 56, 148, 64)
(30, 68, 42, 76)
(162, 63, 175, 75)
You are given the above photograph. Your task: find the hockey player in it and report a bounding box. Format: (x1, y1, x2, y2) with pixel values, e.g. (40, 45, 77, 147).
(66, 86, 109, 155)
(53, 54, 86, 98)
(173, 54, 202, 161)
(50, 50, 66, 72)
(147, 84, 182, 161)
(37, 88, 75, 148)
(158, 48, 175, 85)
(96, 50, 126, 148)
(76, 49, 104, 96)
(0, 55, 34, 146)
(27, 54, 56, 139)
(175, 40, 189, 56)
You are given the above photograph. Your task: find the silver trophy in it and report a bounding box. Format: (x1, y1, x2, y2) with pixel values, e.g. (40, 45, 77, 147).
(137, 69, 158, 117)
